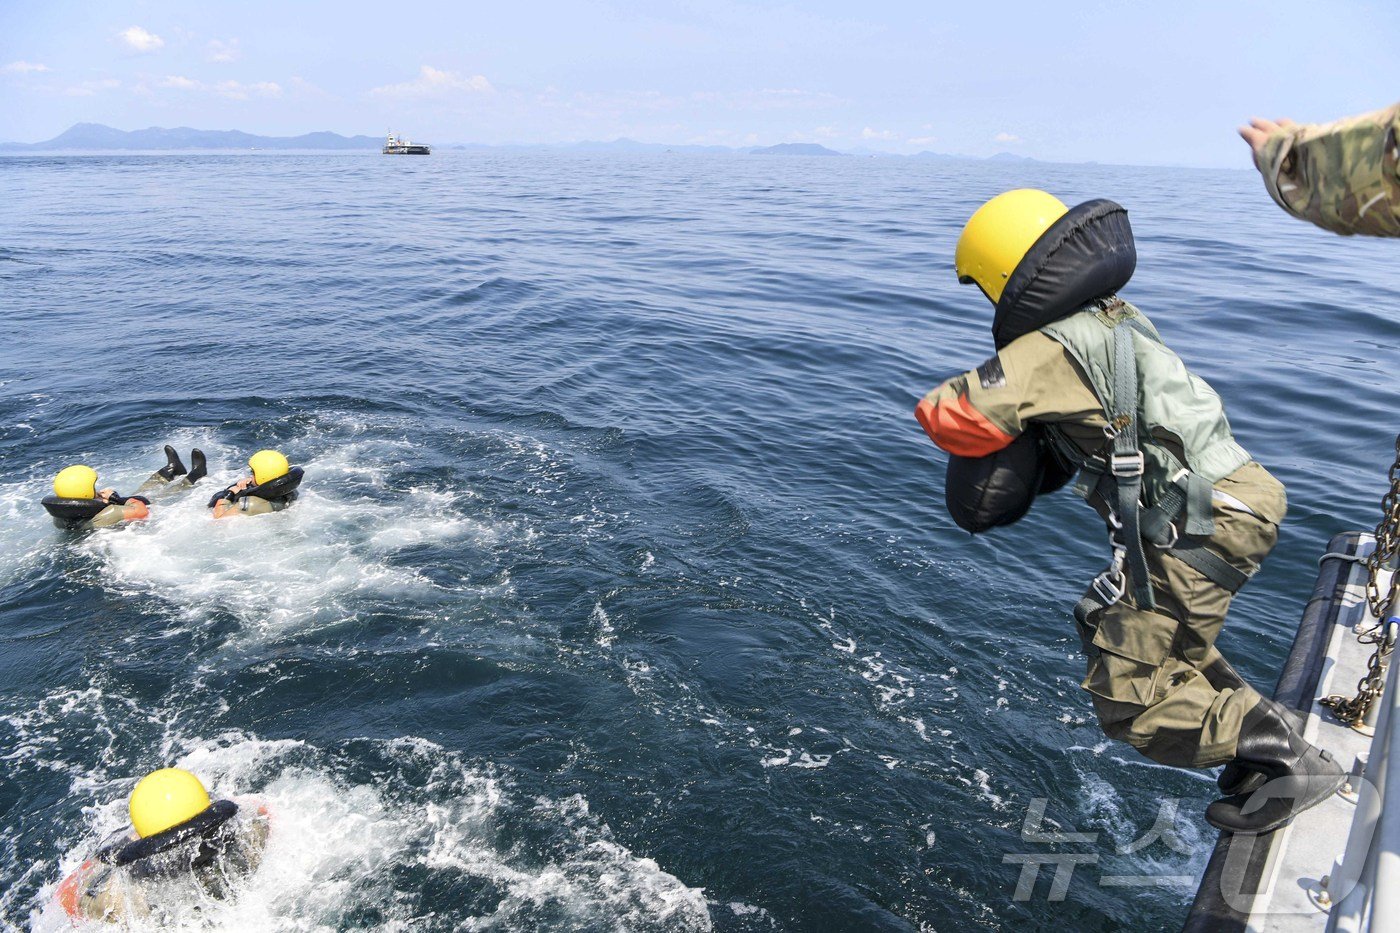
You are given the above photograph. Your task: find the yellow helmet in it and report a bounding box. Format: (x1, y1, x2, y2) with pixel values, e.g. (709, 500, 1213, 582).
(129, 768, 211, 838)
(53, 465, 99, 500)
(955, 189, 1069, 303)
(248, 449, 289, 485)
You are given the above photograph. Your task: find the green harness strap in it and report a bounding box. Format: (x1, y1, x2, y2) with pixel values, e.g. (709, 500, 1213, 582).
(1169, 543, 1250, 593)
(1110, 321, 1156, 610)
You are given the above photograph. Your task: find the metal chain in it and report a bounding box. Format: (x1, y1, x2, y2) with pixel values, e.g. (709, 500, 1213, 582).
(1322, 624, 1397, 728)
(1364, 434, 1400, 619)
(1321, 434, 1400, 729)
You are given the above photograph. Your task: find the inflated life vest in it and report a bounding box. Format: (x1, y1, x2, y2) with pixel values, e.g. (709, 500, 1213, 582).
(235, 466, 303, 504)
(944, 426, 1075, 534)
(95, 799, 240, 878)
(40, 496, 110, 526)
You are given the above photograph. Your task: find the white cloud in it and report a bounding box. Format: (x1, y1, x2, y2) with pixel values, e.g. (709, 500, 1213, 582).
(907, 135, 938, 146)
(692, 87, 841, 111)
(64, 78, 121, 97)
(118, 26, 165, 53)
(287, 75, 331, 99)
(156, 76, 281, 99)
(370, 65, 493, 98)
(207, 38, 241, 63)
(3, 61, 50, 74)
(224, 80, 281, 100)
(993, 132, 1022, 144)
(861, 127, 898, 141)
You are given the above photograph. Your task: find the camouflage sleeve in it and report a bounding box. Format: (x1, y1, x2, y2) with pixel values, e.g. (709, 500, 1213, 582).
(1256, 102, 1400, 237)
(87, 503, 128, 528)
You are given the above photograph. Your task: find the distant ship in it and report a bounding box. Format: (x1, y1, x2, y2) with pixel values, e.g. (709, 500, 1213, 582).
(382, 132, 430, 155)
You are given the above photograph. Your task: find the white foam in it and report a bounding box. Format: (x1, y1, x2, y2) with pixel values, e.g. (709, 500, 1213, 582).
(61, 431, 518, 646)
(23, 727, 711, 931)
(591, 602, 616, 647)
(759, 750, 831, 769)
(0, 476, 70, 591)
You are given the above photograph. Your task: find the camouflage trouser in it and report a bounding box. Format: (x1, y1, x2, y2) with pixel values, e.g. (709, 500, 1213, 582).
(135, 472, 196, 498)
(1077, 461, 1288, 768)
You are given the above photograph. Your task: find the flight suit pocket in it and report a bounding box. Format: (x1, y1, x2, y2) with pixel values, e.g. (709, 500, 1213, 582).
(1082, 650, 1156, 719)
(1090, 607, 1175, 668)
(1079, 604, 1175, 717)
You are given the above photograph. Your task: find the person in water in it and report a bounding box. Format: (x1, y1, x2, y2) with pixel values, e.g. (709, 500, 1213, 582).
(915, 189, 1344, 834)
(44, 446, 207, 530)
(55, 767, 269, 923)
(206, 449, 303, 519)
(1239, 101, 1399, 238)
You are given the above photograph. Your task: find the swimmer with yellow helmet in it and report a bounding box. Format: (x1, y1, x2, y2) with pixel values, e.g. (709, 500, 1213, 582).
(44, 446, 207, 530)
(53, 767, 270, 922)
(207, 449, 304, 519)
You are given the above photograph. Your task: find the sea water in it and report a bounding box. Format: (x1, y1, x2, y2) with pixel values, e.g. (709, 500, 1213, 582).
(0, 150, 1397, 930)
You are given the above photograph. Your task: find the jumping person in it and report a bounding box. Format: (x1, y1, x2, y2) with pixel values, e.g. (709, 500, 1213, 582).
(207, 449, 303, 519)
(43, 447, 206, 530)
(915, 190, 1344, 833)
(54, 768, 270, 923)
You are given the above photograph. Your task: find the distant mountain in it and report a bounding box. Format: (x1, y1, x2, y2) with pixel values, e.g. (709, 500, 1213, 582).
(566, 137, 735, 155)
(0, 124, 1066, 164)
(1, 123, 381, 151)
(747, 143, 843, 157)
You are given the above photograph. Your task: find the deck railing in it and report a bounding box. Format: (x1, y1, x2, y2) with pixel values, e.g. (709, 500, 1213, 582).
(1325, 557, 1398, 933)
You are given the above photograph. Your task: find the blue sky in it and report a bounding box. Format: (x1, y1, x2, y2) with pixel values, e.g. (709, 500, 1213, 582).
(3, 0, 1398, 165)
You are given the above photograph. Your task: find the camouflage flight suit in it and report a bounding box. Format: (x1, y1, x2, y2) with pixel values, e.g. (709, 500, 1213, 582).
(79, 472, 200, 528)
(918, 330, 1286, 768)
(1254, 101, 1400, 237)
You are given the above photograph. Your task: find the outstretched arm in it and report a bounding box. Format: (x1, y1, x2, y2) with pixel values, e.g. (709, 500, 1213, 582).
(1240, 103, 1400, 237)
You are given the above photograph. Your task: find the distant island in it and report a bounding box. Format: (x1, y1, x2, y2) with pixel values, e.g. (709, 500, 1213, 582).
(0, 123, 381, 151)
(748, 143, 843, 157)
(0, 123, 1037, 163)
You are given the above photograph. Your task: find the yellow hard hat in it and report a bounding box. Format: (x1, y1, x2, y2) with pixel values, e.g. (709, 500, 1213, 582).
(248, 449, 289, 485)
(53, 465, 99, 500)
(955, 189, 1069, 303)
(129, 768, 211, 838)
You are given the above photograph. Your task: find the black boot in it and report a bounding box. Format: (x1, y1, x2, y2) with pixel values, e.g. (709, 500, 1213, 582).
(155, 444, 187, 481)
(1217, 704, 1305, 796)
(1205, 698, 1345, 834)
(186, 449, 207, 485)
(1196, 655, 1300, 797)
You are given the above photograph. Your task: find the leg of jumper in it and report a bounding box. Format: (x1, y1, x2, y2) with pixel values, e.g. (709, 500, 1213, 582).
(1078, 465, 1284, 768)
(134, 473, 195, 498)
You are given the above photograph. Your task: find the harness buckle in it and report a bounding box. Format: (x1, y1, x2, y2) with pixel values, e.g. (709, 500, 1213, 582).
(1110, 452, 1145, 478)
(1092, 568, 1126, 606)
(1151, 522, 1180, 550)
